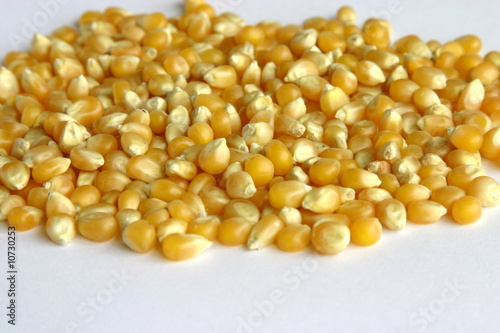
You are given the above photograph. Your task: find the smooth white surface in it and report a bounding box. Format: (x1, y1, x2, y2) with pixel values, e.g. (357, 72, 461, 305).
(1, 1, 500, 333)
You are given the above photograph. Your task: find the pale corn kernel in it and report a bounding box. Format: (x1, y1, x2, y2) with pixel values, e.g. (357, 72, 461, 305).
(467, 176, 500, 207)
(70, 147, 104, 171)
(76, 171, 99, 187)
(277, 206, 302, 226)
(242, 122, 274, 147)
(354, 60, 385, 86)
(226, 171, 257, 199)
(247, 214, 284, 250)
(116, 210, 142, 231)
(336, 186, 355, 203)
(165, 159, 198, 181)
(203, 65, 237, 89)
(157, 218, 189, 243)
(0, 161, 30, 191)
(311, 221, 350, 255)
(58, 121, 85, 154)
(302, 185, 341, 214)
(285, 58, 319, 83)
(286, 166, 310, 185)
(224, 199, 260, 224)
(0, 2, 499, 265)
(198, 138, 230, 175)
(289, 138, 318, 163)
(77, 203, 118, 221)
(457, 79, 485, 111)
(392, 156, 421, 180)
(358, 188, 392, 206)
(399, 173, 422, 186)
(0, 67, 20, 103)
(46, 214, 76, 245)
(376, 199, 406, 231)
(283, 97, 307, 119)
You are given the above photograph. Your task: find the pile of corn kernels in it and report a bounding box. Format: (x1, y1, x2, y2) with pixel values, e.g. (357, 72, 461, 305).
(1, 0, 500, 261)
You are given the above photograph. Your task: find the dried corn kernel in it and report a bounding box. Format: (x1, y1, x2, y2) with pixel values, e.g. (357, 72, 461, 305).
(0, 2, 498, 264)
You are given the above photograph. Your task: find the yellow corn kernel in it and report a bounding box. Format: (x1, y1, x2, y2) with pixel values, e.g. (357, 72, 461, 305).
(320, 84, 350, 119)
(394, 183, 431, 207)
(199, 186, 231, 215)
(264, 140, 294, 176)
(350, 217, 382, 246)
(218, 217, 253, 246)
(187, 216, 220, 241)
(203, 65, 237, 89)
(421, 175, 448, 192)
(336, 199, 375, 223)
(447, 165, 486, 191)
(448, 125, 483, 153)
(70, 185, 101, 211)
(95, 170, 132, 194)
(8, 206, 45, 231)
(407, 201, 447, 224)
(412, 66, 447, 90)
(451, 196, 482, 225)
(78, 212, 117, 242)
(269, 180, 311, 209)
(244, 154, 274, 188)
(162, 233, 211, 261)
(308, 158, 341, 186)
(0, 195, 26, 220)
(340, 168, 381, 190)
(122, 220, 156, 253)
(32, 157, 71, 184)
(276, 224, 311, 252)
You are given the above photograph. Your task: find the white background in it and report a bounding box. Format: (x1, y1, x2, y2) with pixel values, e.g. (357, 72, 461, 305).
(1, 1, 500, 332)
